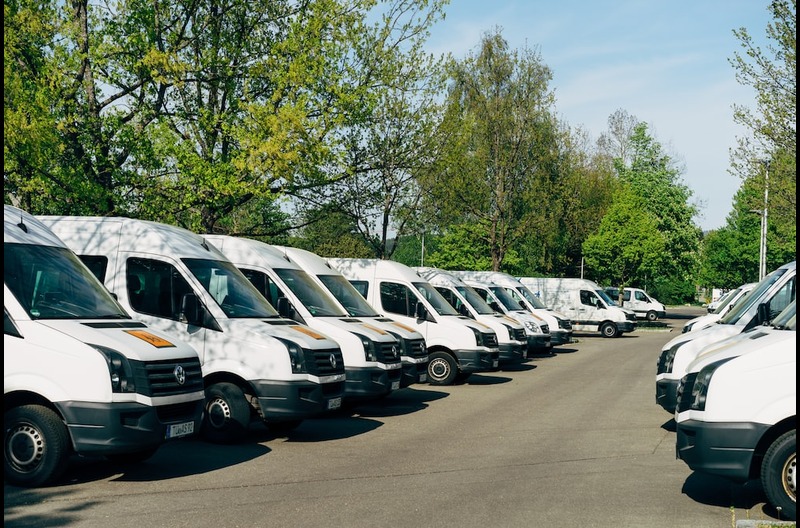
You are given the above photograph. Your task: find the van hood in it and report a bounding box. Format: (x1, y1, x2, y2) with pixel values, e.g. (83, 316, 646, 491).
(689, 327, 795, 373)
(255, 318, 341, 349)
(306, 317, 400, 343)
(367, 317, 425, 340)
(38, 319, 198, 361)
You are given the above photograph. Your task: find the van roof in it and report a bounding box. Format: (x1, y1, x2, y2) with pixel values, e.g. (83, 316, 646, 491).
(202, 235, 300, 270)
(324, 258, 424, 281)
(38, 215, 226, 260)
(4, 205, 66, 247)
(414, 267, 465, 287)
(274, 246, 335, 276)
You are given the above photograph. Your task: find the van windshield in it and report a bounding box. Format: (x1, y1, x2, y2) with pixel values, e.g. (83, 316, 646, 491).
(595, 289, 615, 307)
(719, 266, 791, 325)
(771, 300, 796, 330)
(517, 285, 548, 309)
(413, 282, 459, 315)
(488, 285, 527, 312)
(456, 285, 496, 315)
(275, 268, 348, 317)
(317, 274, 379, 317)
(5, 243, 129, 320)
(184, 258, 279, 318)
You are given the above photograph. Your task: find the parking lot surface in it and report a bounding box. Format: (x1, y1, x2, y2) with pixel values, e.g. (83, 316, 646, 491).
(5, 307, 789, 527)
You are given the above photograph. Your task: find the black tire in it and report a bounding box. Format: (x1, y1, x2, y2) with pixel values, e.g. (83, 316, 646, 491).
(761, 430, 796, 521)
(646, 311, 658, 322)
(105, 446, 159, 465)
(4, 405, 71, 487)
(202, 382, 252, 444)
(600, 322, 619, 338)
(427, 351, 458, 385)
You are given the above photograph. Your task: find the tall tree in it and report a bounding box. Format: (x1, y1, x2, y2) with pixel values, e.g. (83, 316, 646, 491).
(419, 28, 559, 271)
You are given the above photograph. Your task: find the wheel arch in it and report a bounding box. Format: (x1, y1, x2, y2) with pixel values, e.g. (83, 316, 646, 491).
(749, 415, 796, 480)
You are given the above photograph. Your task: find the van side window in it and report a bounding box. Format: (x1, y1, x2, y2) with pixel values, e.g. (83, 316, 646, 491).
(379, 281, 414, 317)
(126, 258, 192, 320)
(240, 268, 285, 309)
(767, 276, 796, 321)
(79, 255, 109, 283)
(436, 287, 461, 311)
(580, 290, 596, 307)
(350, 280, 369, 298)
(635, 291, 647, 302)
(622, 290, 631, 302)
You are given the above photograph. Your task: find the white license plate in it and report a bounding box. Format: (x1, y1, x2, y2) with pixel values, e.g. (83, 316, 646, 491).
(166, 421, 194, 439)
(493, 360, 499, 368)
(419, 373, 427, 383)
(327, 397, 342, 410)
(391, 381, 400, 391)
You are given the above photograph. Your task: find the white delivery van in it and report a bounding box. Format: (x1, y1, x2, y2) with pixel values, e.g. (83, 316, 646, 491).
(452, 271, 573, 347)
(38, 216, 347, 444)
(5, 206, 205, 487)
(655, 260, 796, 414)
(415, 267, 528, 365)
(519, 277, 637, 338)
(674, 300, 796, 521)
(681, 282, 756, 334)
(326, 258, 501, 386)
(204, 236, 403, 403)
(457, 278, 552, 354)
(276, 245, 429, 387)
(603, 287, 666, 321)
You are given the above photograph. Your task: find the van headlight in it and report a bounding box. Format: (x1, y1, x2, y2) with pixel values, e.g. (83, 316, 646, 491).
(684, 357, 736, 411)
(523, 320, 540, 335)
(94, 345, 136, 393)
(682, 322, 694, 333)
(360, 335, 378, 361)
(276, 338, 307, 373)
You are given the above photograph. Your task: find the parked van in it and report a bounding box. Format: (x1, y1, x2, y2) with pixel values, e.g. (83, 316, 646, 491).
(681, 282, 756, 334)
(38, 216, 346, 444)
(415, 267, 527, 365)
(5, 206, 205, 486)
(325, 258, 501, 386)
(655, 261, 796, 414)
(674, 300, 796, 521)
(457, 278, 552, 354)
(603, 287, 666, 321)
(519, 277, 637, 338)
(451, 271, 573, 347)
(204, 236, 403, 402)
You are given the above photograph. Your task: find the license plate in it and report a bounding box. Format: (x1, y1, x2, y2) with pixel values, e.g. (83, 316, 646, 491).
(327, 396, 342, 410)
(493, 360, 499, 368)
(166, 421, 194, 439)
(419, 373, 427, 383)
(391, 381, 400, 391)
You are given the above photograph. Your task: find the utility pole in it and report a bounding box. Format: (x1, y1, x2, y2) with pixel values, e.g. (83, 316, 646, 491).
(759, 161, 769, 280)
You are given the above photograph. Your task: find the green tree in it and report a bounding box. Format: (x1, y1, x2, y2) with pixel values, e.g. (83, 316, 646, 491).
(582, 186, 667, 289)
(419, 28, 559, 272)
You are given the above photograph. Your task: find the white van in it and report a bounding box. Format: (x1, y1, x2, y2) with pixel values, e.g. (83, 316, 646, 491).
(203, 236, 404, 402)
(5, 206, 205, 486)
(519, 277, 637, 338)
(674, 300, 796, 521)
(604, 287, 666, 321)
(681, 282, 756, 334)
(276, 245, 429, 387)
(456, 278, 552, 354)
(451, 271, 573, 347)
(655, 260, 796, 414)
(325, 258, 501, 386)
(415, 267, 528, 365)
(38, 216, 347, 444)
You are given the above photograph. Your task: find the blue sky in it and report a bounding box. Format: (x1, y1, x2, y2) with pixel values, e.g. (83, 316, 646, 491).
(424, 0, 773, 231)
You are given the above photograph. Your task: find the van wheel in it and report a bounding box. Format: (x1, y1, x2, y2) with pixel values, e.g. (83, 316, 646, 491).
(427, 352, 458, 385)
(600, 322, 619, 338)
(4, 405, 71, 487)
(761, 430, 796, 521)
(202, 382, 251, 444)
(646, 311, 658, 321)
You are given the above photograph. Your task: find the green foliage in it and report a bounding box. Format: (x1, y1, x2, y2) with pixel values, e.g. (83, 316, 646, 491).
(582, 185, 667, 287)
(424, 223, 493, 270)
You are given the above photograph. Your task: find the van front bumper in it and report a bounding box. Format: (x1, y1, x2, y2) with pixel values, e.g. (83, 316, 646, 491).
(676, 419, 767, 482)
(499, 342, 526, 364)
(343, 365, 402, 401)
(254, 378, 346, 419)
(655, 378, 679, 413)
(550, 330, 573, 346)
(400, 358, 429, 387)
(57, 398, 205, 456)
(454, 348, 500, 373)
(526, 334, 552, 352)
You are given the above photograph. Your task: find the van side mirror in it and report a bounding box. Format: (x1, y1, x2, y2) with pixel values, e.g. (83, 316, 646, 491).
(414, 301, 430, 321)
(181, 292, 203, 325)
(757, 302, 770, 325)
(276, 296, 291, 318)
(458, 304, 474, 318)
(489, 301, 502, 313)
